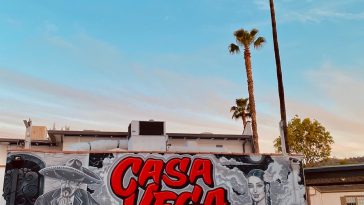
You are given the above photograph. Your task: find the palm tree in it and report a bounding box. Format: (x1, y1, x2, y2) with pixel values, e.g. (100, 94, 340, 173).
(230, 98, 251, 128)
(229, 28, 265, 153)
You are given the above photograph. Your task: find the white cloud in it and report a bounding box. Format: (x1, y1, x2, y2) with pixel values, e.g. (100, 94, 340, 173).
(254, 0, 364, 23)
(283, 9, 364, 23)
(285, 62, 364, 157)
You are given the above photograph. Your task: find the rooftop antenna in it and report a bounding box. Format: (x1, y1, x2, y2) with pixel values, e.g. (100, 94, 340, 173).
(23, 118, 32, 149)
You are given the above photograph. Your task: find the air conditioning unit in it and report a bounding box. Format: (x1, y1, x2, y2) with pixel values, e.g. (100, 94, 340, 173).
(128, 120, 167, 151)
(128, 120, 165, 137)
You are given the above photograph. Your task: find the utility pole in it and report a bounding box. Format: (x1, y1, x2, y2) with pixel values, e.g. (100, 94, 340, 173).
(269, 0, 290, 153)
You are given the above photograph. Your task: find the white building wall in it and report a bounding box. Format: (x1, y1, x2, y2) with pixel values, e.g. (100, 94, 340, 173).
(309, 187, 364, 205)
(62, 136, 253, 153)
(62, 136, 83, 150)
(60, 134, 254, 153)
(0, 144, 7, 164)
(128, 135, 168, 151)
(167, 138, 252, 153)
(63, 136, 110, 150)
(63, 136, 130, 151)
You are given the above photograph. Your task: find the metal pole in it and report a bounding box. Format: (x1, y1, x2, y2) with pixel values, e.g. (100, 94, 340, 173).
(269, 0, 290, 153)
(279, 121, 287, 155)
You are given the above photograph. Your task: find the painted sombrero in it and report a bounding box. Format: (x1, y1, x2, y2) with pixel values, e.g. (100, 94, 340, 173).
(39, 158, 101, 184)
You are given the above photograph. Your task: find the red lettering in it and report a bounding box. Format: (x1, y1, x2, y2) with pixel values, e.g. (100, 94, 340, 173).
(110, 156, 229, 205)
(110, 157, 143, 199)
(175, 184, 203, 205)
(189, 158, 214, 187)
(204, 188, 229, 205)
(139, 183, 159, 205)
(154, 191, 178, 205)
(138, 159, 164, 187)
(123, 193, 139, 205)
(163, 157, 190, 188)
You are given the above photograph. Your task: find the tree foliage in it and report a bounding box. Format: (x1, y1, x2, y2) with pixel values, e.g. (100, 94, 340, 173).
(230, 98, 251, 127)
(273, 115, 334, 166)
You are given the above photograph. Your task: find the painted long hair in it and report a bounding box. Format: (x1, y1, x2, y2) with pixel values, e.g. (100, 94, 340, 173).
(247, 169, 271, 205)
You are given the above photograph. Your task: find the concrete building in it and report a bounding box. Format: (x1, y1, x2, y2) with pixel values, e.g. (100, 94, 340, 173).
(0, 120, 253, 153)
(305, 164, 364, 205)
(0, 120, 253, 204)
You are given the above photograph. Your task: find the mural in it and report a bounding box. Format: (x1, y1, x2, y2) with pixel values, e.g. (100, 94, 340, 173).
(3, 153, 45, 205)
(3, 152, 306, 205)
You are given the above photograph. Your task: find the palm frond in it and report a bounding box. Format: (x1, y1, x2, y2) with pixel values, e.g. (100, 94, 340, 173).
(254, 36, 266, 49)
(234, 29, 246, 39)
(230, 97, 251, 120)
(231, 108, 242, 119)
(232, 28, 265, 49)
(232, 111, 242, 120)
(234, 29, 251, 47)
(236, 98, 248, 107)
(230, 106, 238, 112)
(250, 29, 258, 39)
(229, 43, 240, 54)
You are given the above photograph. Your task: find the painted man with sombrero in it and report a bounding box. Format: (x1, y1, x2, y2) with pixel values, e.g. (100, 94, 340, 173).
(34, 158, 101, 205)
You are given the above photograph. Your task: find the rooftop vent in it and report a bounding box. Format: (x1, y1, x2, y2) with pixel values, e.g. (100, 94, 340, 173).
(128, 120, 165, 137)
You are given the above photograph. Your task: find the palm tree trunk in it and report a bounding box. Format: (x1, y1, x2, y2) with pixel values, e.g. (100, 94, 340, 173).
(244, 48, 259, 153)
(269, 0, 289, 153)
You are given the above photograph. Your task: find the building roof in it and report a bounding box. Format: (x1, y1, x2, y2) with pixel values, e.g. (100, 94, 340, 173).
(47, 130, 250, 144)
(48, 130, 127, 138)
(305, 164, 364, 186)
(0, 138, 55, 146)
(2, 129, 250, 148)
(312, 184, 364, 193)
(0, 138, 23, 143)
(167, 133, 249, 140)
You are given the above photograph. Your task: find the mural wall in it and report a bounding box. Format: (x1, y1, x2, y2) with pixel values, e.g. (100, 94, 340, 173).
(3, 151, 306, 205)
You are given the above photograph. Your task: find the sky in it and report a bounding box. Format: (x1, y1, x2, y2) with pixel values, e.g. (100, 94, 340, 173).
(1, 0, 364, 158)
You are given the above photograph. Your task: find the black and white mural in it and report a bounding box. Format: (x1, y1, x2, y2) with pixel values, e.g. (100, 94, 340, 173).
(3, 152, 306, 205)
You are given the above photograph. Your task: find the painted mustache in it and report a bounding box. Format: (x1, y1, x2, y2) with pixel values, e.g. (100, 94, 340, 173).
(61, 187, 72, 196)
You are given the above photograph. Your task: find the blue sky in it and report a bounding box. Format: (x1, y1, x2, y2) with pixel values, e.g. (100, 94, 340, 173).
(1, 0, 364, 157)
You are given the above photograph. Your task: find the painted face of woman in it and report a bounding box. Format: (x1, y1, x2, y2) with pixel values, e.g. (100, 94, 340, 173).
(248, 176, 266, 203)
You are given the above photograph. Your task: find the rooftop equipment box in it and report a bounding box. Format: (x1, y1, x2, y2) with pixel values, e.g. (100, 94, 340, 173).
(128, 120, 167, 152)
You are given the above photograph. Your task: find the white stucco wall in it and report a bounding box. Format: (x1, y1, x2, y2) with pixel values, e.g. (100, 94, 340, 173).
(0, 144, 7, 164)
(63, 136, 127, 151)
(63, 136, 252, 153)
(167, 138, 252, 153)
(128, 135, 168, 151)
(309, 187, 364, 205)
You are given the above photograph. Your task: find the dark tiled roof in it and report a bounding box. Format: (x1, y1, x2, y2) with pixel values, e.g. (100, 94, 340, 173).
(305, 164, 364, 186)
